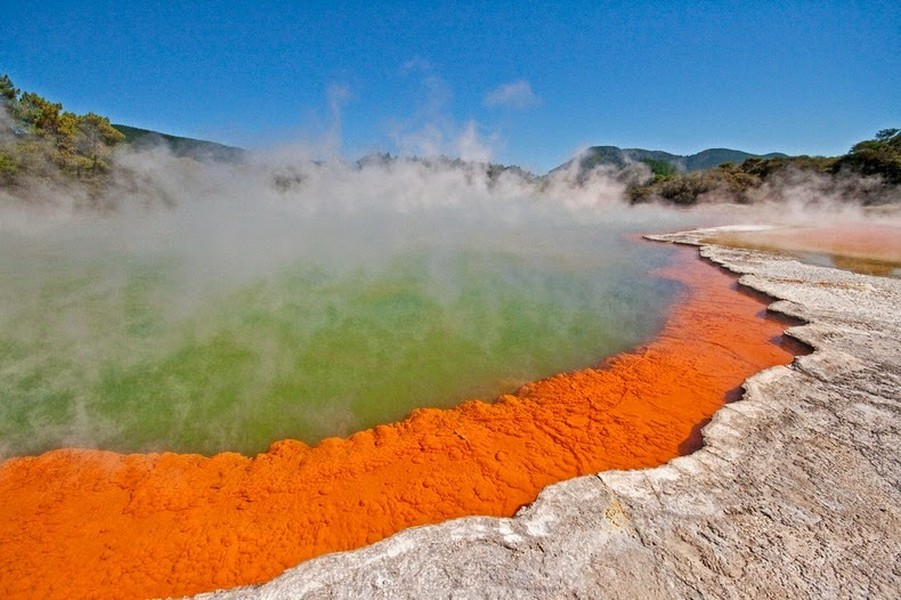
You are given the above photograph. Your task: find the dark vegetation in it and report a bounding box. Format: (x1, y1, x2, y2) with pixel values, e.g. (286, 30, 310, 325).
(0, 75, 244, 198)
(1, 73, 898, 208)
(523, 131, 897, 206)
(621, 132, 899, 206)
(556, 145, 788, 175)
(1, 74, 125, 187)
(113, 124, 244, 162)
(556, 134, 900, 206)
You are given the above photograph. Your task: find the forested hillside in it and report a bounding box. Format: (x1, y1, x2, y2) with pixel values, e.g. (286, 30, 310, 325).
(626, 129, 900, 206)
(0, 74, 124, 186)
(112, 124, 244, 162)
(2, 73, 898, 209)
(554, 146, 787, 175)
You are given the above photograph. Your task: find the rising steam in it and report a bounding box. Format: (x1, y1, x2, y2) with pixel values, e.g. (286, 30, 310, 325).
(0, 134, 898, 458)
(0, 143, 697, 458)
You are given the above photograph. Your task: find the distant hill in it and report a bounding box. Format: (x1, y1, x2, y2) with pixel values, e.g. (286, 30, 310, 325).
(553, 145, 787, 175)
(113, 124, 245, 162)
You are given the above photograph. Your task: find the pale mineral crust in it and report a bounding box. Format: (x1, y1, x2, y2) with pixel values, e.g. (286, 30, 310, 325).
(195, 227, 901, 600)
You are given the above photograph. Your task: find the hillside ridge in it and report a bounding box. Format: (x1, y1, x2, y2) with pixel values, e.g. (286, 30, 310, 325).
(554, 145, 788, 175)
(112, 124, 245, 162)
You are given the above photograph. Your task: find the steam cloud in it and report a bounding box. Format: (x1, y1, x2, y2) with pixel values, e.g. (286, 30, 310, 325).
(484, 80, 541, 109)
(0, 124, 898, 458)
(0, 142, 696, 458)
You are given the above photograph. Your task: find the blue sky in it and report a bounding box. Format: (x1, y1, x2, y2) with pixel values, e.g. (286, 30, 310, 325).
(2, 1, 898, 172)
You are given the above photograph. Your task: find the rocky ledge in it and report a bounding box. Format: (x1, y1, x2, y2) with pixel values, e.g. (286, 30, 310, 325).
(195, 227, 900, 599)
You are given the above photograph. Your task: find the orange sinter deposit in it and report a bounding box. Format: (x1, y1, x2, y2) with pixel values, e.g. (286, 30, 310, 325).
(707, 223, 901, 276)
(0, 245, 800, 599)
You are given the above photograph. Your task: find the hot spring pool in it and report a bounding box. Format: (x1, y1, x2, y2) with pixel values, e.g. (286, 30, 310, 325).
(0, 201, 690, 458)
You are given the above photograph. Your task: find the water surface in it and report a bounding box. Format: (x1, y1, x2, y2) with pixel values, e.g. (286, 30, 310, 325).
(0, 206, 686, 457)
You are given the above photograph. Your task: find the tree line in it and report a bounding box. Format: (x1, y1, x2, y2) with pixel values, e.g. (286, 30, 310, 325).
(1, 74, 125, 186)
(2, 72, 898, 208)
(627, 129, 900, 206)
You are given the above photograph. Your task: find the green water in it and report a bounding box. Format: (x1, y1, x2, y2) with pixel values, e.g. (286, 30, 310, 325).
(0, 224, 681, 458)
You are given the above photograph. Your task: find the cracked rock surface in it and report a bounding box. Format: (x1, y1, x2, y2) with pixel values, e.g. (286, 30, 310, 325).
(196, 228, 900, 600)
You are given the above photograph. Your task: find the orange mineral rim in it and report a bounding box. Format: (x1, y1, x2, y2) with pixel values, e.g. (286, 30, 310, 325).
(0, 243, 801, 599)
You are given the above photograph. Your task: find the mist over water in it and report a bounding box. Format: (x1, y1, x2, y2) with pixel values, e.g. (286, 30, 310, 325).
(1, 149, 723, 458)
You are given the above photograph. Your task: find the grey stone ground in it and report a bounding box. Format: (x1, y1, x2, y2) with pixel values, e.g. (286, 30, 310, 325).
(193, 227, 900, 600)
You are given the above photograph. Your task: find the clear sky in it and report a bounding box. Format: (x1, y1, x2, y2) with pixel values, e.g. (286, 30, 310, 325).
(2, 1, 898, 172)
